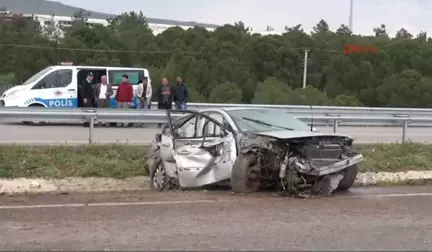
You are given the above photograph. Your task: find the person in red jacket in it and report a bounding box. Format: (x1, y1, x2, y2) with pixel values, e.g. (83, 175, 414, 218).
(115, 74, 134, 127)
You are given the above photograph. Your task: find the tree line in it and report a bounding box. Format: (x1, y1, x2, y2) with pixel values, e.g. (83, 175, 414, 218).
(0, 11, 431, 107)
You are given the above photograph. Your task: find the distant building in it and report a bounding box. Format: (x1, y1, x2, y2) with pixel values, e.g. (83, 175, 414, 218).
(20, 13, 217, 37)
(256, 31, 284, 36)
(3, 12, 275, 38)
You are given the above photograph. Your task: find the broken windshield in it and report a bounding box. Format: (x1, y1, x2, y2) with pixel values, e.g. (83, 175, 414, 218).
(227, 109, 311, 132)
(242, 117, 294, 131)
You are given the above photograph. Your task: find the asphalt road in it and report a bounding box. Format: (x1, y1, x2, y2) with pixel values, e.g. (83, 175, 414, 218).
(0, 124, 429, 144)
(1, 186, 432, 250)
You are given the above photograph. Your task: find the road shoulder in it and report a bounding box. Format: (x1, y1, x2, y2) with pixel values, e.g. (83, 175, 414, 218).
(2, 171, 432, 195)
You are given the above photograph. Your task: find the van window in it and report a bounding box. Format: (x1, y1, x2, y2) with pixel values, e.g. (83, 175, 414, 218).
(32, 69, 73, 90)
(108, 70, 144, 86)
(22, 66, 53, 86)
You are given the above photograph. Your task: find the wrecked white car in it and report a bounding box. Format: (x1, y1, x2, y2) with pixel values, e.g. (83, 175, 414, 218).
(147, 108, 363, 197)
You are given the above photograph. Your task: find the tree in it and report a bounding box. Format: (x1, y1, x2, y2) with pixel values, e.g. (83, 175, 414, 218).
(252, 77, 293, 104)
(336, 24, 352, 36)
(373, 24, 388, 37)
(331, 94, 363, 106)
(208, 82, 243, 103)
(2, 15, 432, 108)
(266, 26, 274, 32)
(395, 28, 413, 39)
(43, 14, 62, 43)
(72, 9, 90, 22)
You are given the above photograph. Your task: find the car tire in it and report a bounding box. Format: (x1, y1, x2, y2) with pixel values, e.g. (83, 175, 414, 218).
(337, 164, 358, 191)
(149, 157, 170, 192)
(231, 153, 260, 193)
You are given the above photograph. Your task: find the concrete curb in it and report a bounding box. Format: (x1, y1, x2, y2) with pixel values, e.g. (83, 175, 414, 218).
(1, 171, 432, 195)
(0, 176, 150, 195)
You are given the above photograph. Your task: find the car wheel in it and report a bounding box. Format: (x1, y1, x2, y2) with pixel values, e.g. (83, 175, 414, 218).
(149, 157, 170, 192)
(231, 153, 260, 193)
(337, 164, 358, 191)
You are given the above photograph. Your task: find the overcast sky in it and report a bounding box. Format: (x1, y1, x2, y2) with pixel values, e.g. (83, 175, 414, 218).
(57, 0, 432, 36)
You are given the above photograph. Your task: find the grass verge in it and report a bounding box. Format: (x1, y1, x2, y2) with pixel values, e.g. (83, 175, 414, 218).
(0, 143, 432, 179)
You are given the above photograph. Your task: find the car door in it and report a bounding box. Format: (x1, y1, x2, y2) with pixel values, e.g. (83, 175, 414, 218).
(166, 110, 237, 188)
(29, 68, 77, 107)
(159, 114, 195, 179)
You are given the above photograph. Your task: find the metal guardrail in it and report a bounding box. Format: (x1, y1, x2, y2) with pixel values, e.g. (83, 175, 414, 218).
(0, 107, 429, 144)
(147, 102, 432, 127)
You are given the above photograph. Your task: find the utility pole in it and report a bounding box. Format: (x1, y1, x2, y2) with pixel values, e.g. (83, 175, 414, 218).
(348, 0, 353, 32)
(302, 49, 309, 88)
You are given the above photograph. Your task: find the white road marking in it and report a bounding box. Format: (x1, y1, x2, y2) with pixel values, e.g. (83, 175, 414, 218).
(373, 192, 432, 197)
(0, 199, 228, 210)
(338, 192, 432, 199)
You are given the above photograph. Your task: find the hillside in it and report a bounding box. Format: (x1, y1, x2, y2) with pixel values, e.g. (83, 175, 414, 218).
(0, 0, 219, 28)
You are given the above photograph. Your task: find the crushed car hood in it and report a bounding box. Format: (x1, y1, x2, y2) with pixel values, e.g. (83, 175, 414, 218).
(254, 130, 351, 140)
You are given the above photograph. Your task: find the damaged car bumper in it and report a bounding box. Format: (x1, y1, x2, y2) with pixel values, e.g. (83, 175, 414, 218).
(290, 154, 364, 176)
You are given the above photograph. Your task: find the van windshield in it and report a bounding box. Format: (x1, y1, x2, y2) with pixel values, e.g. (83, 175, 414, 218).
(21, 67, 53, 85)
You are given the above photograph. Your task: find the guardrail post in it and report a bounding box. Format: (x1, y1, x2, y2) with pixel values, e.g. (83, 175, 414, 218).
(402, 119, 408, 143)
(333, 119, 339, 133)
(89, 115, 95, 144)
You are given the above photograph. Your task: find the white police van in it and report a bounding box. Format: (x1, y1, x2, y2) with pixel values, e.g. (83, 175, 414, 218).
(0, 63, 150, 108)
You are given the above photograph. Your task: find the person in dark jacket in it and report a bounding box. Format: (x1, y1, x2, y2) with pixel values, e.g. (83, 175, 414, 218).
(80, 72, 95, 108)
(173, 76, 188, 110)
(156, 77, 173, 110)
(80, 72, 95, 127)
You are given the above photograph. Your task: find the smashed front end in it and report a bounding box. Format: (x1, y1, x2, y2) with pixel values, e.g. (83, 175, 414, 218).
(237, 133, 364, 197)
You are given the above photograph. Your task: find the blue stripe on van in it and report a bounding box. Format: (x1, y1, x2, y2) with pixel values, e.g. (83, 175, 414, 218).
(28, 97, 139, 108)
(32, 98, 78, 107)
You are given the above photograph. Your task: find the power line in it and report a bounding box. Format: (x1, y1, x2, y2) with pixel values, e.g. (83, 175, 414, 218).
(0, 43, 178, 54)
(0, 43, 342, 54)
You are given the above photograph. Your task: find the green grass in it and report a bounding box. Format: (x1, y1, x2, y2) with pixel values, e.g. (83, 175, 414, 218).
(356, 143, 432, 173)
(0, 145, 150, 179)
(0, 143, 432, 179)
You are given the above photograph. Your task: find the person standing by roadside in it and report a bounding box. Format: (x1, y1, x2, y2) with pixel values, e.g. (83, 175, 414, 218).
(81, 72, 95, 108)
(156, 77, 173, 110)
(94, 75, 113, 126)
(115, 74, 133, 127)
(80, 72, 95, 128)
(136, 77, 152, 110)
(173, 76, 188, 110)
(156, 77, 172, 128)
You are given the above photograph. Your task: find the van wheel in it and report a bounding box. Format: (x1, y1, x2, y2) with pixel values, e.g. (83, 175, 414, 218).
(23, 104, 46, 125)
